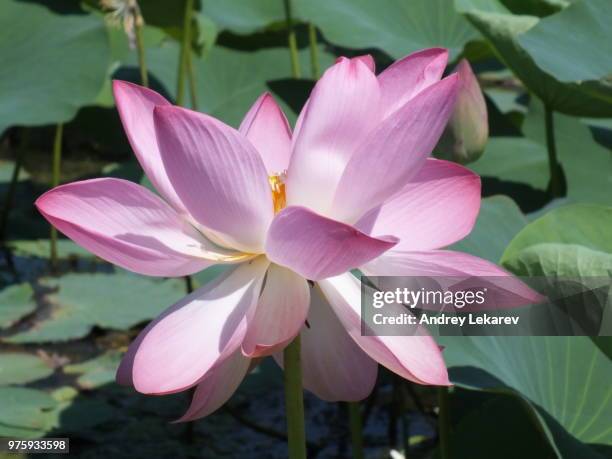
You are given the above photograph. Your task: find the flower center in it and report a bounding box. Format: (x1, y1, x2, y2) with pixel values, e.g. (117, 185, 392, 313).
(268, 172, 287, 214)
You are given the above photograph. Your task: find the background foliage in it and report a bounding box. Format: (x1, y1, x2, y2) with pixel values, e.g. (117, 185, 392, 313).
(0, 0, 610, 458)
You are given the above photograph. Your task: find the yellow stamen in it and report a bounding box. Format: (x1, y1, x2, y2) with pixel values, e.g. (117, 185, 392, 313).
(205, 252, 256, 263)
(268, 173, 287, 214)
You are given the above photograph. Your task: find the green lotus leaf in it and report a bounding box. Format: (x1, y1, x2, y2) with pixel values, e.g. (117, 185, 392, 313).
(0, 0, 111, 134)
(3, 272, 185, 343)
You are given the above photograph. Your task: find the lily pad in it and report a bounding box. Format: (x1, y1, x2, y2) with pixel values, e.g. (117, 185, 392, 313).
(0, 160, 29, 183)
(502, 204, 612, 261)
(0, 385, 116, 439)
(458, 0, 612, 117)
(202, 0, 287, 34)
(0, 353, 53, 386)
(450, 195, 528, 262)
(501, 203, 612, 349)
(47, 386, 116, 434)
(142, 43, 334, 126)
(591, 337, 612, 361)
(470, 107, 612, 208)
(3, 272, 184, 343)
(522, 99, 612, 206)
(64, 351, 122, 390)
(0, 387, 57, 438)
(469, 136, 549, 190)
(8, 239, 94, 260)
(0, 0, 110, 134)
(501, 203, 612, 276)
(0, 283, 37, 330)
(295, 0, 477, 60)
(139, 0, 190, 29)
(447, 392, 556, 458)
(192, 264, 231, 289)
(440, 336, 612, 459)
(518, 0, 612, 83)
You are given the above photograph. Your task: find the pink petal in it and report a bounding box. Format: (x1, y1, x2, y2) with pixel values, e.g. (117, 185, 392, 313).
(335, 54, 375, 72)
(176, 350, 251, 422)
(378, 48, 449, 118)
(154, 105, 273, 253)
(332, 74, 460, 223)
(274, 284, 378, 401)
(112, 81, 186, 214)
(265, 206, 397, 281)
(35, 178, 226, 277)
(362, 249, 545, 309)
(285, 57, 381, 216)
(319, 273, 450, 385)
(355, 159, 481, 251)
(239, 93, 292, 174)
(242, 264, 310, 357)
(129, 257, 268, 394)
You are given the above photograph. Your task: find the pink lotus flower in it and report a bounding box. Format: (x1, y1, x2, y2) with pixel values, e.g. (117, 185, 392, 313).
(36, 48, 540, 421)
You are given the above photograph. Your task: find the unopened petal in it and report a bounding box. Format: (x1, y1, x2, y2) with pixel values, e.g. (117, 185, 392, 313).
(436, 59, 488, 164)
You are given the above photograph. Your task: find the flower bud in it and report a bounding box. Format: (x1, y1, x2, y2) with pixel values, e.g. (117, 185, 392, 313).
(436, 59, 488, 164)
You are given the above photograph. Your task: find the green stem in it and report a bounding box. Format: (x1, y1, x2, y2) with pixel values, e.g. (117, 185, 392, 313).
(399, 383, 411, 457)
(186, 48, 198, 110)
(284, 335, 306, 459)
(283, 0, 301, 78)
(184, 275, 193, 294)
(134, 12, 148, 87)
(176, 0, 195, 106)
(348, 402, 365, 459)
(176, 0, 195, 295)
(50, 124, 64, 271)
(544, 104, 562, 197)
(437, 386, 451, 459)
(0, 133, 26, 244)
(308, 23, 319, 79)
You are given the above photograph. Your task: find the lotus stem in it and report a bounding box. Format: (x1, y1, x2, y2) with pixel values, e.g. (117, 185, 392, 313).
(279, 18, 307, 456)
(184, 275, 193, 293)
(308, 23, 319, 79)
(0, 131, 27, 245)
(397, 381, 411, 457)
(186, 47, 198, 110)
(283, 335, 306, 459)
(175, 0, 196, 292)
(50, 123, 64, 271)
(134, 9, 148, 87)
(176, 0, 195, 106)
(544, 104, 562, 197)
(348, 402, 365, 459)
(437, 386, 451, 459)
(283, 0, 301, 79)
